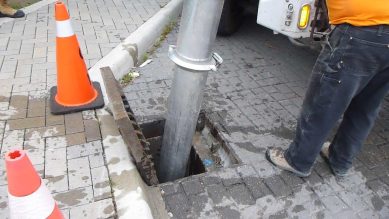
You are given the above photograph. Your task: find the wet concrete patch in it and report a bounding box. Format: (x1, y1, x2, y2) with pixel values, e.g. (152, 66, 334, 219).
(54, 187, 92, 208)
(95, 181, 110, 189)
(109, 157, 120, 165)
(104, 204, 114, 215)
(371, 195, 385, 211)
(236, 142, 265, 153)
(0, 201, 7, 209)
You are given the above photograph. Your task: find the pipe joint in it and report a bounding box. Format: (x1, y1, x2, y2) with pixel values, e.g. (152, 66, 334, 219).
(168, 45, 223, 72)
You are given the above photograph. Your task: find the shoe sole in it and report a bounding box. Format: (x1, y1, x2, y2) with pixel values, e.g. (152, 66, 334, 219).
(0, 11, 25, 18)
(265, 149, 310, 178)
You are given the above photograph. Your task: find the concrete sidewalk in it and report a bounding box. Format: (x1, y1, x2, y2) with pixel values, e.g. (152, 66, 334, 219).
(0, 0, 173, 218)
(123, 21, 389, 218)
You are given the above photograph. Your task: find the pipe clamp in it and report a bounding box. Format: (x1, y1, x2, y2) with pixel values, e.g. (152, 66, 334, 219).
(168, 45, 223, 72)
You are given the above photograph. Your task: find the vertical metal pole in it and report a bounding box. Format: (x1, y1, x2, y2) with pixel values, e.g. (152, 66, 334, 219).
(158, 0, 224, 182)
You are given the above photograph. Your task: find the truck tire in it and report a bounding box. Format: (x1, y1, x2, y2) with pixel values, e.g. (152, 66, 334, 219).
(217, 0, 243, 36)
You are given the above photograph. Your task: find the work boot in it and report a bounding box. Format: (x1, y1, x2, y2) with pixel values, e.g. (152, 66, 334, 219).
(320, 143, 349, 178)
(0, 0, 25, 18)
(266, 147, 311, 177)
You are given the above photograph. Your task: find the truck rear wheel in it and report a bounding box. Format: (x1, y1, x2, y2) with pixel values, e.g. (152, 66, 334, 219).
(217, 0, 243, 36)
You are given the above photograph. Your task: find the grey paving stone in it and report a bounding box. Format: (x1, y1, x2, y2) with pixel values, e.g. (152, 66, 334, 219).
(264, 175, 292, 197)
(236, 164, 258, 178)
(218, 167, 243, 187)
(82, 110, 97, 120)
(160, 182, 183, 196)
(321, 195, 349, 214)
(251, 160, 280, 178)
(27, 98, 46, 117)
(242, 177, 272, 199)
(69, 198, 115, 219)
(84, 119, 101, 142)
(314, 209, 334, 219)
(91, 166, 112, 201)
(9, 95, 28, 109)
(89, 152, 106, 168)
(336, 172, 368, 189)
(67, 141, 103, 159)
(64, 112, 84, 134)
(303, 171, 324, 186)
(280, 171, 305, 188)
(188, 192, 216, 218)
(356, 166, 380, 181)
(68, 157, 92, 189)
(206, 183, 229, 205)
(0, 133, 22, 163)
(313, 183, 337, 198)
(181, 179, 204, 195)
(380, 175, 389, 186)
(46, 111, 65, 126)
(366, 179, 389, 195)
(357, 208, 381, 219)
(24, 125, 65, 140)
(337, 190, 370, 211)
(201, 173, 222, 186)
(164, 193, 190, 219)
(215, 206, 241, 219)
(268, 210, 289, 219)
(45, 147, 67, 178)
(227, 183, 255, 205)
(7, 116, 45, 130)
(314, 161, 333, 178)
(54, 186, 94, 209)
(47, 132, 86, 148)
(44, 175, 69, 193)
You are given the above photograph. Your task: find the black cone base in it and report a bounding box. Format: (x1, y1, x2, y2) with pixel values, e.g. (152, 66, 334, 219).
(50, 82, 105, 115)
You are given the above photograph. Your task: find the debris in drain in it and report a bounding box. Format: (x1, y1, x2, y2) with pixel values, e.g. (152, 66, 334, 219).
(140, 114, 239, 181)
(192, 126, 233, 171)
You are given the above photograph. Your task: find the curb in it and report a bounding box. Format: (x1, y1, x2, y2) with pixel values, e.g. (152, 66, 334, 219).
(89, 0, 183, 105)
(99, 68, 168, 219)
(0, 0, 57, 26)
(89, 1, 183, 218)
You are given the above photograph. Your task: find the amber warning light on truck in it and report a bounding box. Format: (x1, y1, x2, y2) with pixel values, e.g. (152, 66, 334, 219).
(298, 4, 311, 29)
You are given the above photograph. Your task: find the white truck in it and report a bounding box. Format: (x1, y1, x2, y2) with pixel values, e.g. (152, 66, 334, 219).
(218, 0, 330, 44)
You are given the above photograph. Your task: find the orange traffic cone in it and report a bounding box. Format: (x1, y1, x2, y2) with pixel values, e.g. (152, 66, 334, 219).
(50, 1, 104, 115)
(5, 150, 64, 219)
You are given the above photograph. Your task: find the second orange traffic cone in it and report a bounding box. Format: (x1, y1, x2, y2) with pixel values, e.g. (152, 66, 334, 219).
(5, 150, 64, 218)
(50, 1, 104, 115)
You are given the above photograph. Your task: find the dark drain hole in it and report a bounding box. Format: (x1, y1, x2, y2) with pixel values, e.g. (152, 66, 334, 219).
(142, 121, 206, 180)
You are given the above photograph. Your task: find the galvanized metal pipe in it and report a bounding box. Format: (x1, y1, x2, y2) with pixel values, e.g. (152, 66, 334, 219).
(158, 0, 224, 182)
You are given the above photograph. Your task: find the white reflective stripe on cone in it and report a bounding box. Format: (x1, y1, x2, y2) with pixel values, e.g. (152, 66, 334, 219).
(8, 181, 56, 219)
(56, 19, 74, 38)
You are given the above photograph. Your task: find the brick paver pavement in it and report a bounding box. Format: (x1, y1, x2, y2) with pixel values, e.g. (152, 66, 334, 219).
(0, 0, 171, 218)
(124, 19, 389, 218)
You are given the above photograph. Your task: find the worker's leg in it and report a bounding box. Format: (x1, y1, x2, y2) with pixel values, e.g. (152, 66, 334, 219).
(267, 25, 386, 176)
(282, 24, 389, 174)
(328, 68, 389, 174)
(0, 0, 25, 18)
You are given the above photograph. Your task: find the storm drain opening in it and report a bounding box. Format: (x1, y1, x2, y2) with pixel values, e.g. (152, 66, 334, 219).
(138, 111, 240, 182)
(120, 89, 239, 183)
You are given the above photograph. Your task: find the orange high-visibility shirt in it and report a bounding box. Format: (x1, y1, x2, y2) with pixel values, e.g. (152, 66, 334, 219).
(327, 0, 389, 26)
